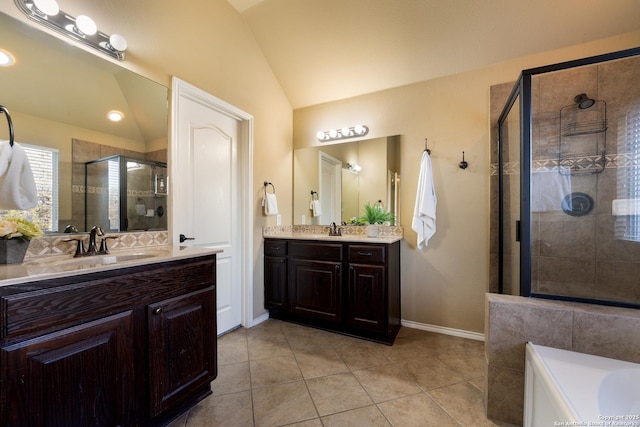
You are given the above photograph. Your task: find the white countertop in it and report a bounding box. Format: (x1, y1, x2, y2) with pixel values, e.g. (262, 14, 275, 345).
(0, 245, 220, 288)
(263, 233, 402, 244)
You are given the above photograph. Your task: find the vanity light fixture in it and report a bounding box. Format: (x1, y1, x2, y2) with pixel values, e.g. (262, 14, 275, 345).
(346, 163, 362, 172)
(107, 110, 124, 122)
(317, 124, 369, 142)
(14, 0, 128, 60)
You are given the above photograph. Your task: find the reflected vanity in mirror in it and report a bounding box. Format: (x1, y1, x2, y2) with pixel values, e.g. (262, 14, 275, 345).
(0, 12, 168, 233)
(293, 135, 401, 225)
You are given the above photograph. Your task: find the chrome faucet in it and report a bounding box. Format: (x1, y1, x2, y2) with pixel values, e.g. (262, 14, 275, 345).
(87, 225, 105, 255)
(329, 222, 342, 236)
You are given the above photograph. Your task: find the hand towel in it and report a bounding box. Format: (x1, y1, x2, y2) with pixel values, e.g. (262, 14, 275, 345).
(411, 151, 437, 249)
(0, 140, 38, 210)
(310, 199, 322, 217)
(264, 193, 279, 216)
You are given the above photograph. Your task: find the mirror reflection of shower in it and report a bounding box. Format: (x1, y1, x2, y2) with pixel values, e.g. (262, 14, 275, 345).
(85, 156, 167, 232)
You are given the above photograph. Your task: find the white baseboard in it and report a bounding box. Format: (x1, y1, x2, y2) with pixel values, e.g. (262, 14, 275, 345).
(401, 319, 485, 342)
(251, 312, 269, 327)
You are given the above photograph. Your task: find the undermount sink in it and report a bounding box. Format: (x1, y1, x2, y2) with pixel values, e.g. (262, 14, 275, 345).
(22, 251, 164, 273)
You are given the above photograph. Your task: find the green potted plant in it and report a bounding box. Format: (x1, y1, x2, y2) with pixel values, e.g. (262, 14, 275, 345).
(357, 202, 395, 237)
(0, 216, 44, 264)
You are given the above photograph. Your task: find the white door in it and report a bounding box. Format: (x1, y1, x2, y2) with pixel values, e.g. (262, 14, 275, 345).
(319, 152, 342, 224)
(171, 78, 253, 335)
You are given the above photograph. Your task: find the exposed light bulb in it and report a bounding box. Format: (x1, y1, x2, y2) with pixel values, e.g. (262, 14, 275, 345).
(316, 131, 326, 140)
(75, 15, 97, 36)
(328, 129, 338, 138)
(341, 127, 351, 137)
(354, 125, 365, 135)
(108, 34, 127, 51)
(32, 0, 59, 16)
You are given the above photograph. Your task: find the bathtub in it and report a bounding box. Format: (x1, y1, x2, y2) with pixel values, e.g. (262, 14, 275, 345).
(524, 343, 640, 427)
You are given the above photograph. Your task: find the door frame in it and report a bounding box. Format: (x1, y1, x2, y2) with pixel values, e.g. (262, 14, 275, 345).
(319, 151, 342, 224)
(170, 77, 255, 328)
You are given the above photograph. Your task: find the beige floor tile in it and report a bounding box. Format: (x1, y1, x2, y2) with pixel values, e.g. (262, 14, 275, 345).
(211, 361, 251, 396)
(335, 342, 391, 370)
(306, 372, 373, 416)
(294, 347, 349, 379)
(428, 381, 501, 427)
(250, 355, 302, 387)
(252, 381, 317, 427)
(186, 390, 253, 427)
(438, 349, 486, 380)
(217, 340, 249, 366)
(287, 331, 333, 351)
(321, 405, 391, 426)
(286, 419, 323, 427)
(218, 327, 247, 344)
(377, 393, 459, 427)
(403, 357, 465, 391)
(352, 362, 422, 403)
(248, 335, 293, 360)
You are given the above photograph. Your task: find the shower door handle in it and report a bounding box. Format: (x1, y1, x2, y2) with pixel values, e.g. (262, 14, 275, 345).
(515, 220, 521, 242)
(179, 234, 195, 243)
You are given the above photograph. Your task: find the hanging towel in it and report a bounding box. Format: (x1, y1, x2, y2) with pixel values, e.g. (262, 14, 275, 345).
(0, 140, 38, 210)
(310, 199, 322, 217)
(264, 193, 279, 216)
(412, 151, 437, 249)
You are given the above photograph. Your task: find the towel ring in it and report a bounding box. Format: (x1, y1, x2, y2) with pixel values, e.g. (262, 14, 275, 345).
(0, 105, 14, 147)
(310, 190, 318, 200)
(263, 181, 275, 194)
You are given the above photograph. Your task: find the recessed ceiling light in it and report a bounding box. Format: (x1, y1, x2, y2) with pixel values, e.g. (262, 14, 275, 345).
(0, 49, 15, 66)
(107, 110, 124, 122)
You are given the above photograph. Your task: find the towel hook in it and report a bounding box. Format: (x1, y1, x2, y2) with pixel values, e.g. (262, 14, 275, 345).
(0, 105, 14, 147)
(424, 138, 431, 155)
(263, 181, 275, 194)
(459, 151, 469, 169)
(310, 190, 318, 200)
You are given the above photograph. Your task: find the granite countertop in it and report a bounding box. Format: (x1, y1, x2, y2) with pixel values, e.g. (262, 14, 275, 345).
(0, 245, 220, 287)
(263, 232, 403, 244)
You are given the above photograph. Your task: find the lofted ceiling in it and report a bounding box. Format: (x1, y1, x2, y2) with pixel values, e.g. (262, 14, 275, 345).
(227, 0, 640, 109)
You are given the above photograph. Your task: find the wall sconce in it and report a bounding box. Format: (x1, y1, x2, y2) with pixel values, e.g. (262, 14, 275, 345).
(346, 163, 362, 172)
(15, 0, 128, 60)
(317, 125, 369, 142)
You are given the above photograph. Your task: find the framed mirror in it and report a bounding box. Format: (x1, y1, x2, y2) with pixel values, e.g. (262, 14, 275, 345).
(0, 12, 168, 233)
(293, 135, 401, 225)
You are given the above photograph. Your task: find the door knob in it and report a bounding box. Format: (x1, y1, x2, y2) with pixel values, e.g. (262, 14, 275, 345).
(179, 234, 195, 243)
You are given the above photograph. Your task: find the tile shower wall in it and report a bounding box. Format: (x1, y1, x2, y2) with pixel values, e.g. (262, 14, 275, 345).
(489, 54, 640, 305)
(484, 293, 640, 426)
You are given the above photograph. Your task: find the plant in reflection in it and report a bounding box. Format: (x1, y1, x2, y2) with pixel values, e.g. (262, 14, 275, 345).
(0, 214, 44, 241)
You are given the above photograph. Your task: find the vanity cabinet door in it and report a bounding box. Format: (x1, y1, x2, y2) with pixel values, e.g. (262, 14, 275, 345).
(265, 256, 288, 310)
(348, 263, 386, 333)
(289, 259, 342, 323)
(0, 311, 134, 427)
(148, 286, 217, 417)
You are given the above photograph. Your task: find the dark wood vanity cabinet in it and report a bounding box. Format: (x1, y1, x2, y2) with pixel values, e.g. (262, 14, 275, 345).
(0, 254, 217, 427)
(264, 238, 400, 344)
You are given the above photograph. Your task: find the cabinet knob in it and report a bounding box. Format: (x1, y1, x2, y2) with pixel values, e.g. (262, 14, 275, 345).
(153, 307, 163, 315)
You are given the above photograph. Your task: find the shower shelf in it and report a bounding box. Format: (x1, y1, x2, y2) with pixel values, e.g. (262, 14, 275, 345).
(560, 119, 608, 137)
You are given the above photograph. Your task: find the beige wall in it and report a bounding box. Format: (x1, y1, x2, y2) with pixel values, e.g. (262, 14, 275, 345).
(293, 31, 640, 333)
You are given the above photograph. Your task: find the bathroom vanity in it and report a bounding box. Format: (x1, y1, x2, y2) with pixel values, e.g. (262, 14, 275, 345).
(264, 233, 401, 344)
(0, 247, 218, 426)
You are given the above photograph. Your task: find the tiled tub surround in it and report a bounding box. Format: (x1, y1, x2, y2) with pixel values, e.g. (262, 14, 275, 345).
(485, 293, 640, 426)
(22, 230, 168, 260)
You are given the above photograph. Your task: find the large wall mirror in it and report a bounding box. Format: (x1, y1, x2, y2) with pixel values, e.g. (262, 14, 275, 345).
(293, 135, 401, 225)
(0, 12, 168, 234)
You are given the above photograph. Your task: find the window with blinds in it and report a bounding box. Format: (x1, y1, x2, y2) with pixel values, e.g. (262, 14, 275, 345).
(0, 144, 59, 232)
(615, 107, 640, 242)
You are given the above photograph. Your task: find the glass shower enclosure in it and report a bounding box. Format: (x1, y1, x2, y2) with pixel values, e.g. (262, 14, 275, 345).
(85, 156, 168, 232)
(496, 46, 640, 309)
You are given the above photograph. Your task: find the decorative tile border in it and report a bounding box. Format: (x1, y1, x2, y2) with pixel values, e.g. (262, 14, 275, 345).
(490, 153, 634, 176)
(263, 224, 404, 238)
(24, 230, 169, 260)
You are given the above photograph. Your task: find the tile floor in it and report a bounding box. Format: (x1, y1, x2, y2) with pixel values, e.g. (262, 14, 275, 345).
(168, 319, 517, 427)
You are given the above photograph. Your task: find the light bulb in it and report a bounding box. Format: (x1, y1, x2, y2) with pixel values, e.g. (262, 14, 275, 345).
(0, 49, 15, 67)
(107, 110, 124, 122)
(109, 34, 127, 51)
(328, 129, 338, 138)
(75, 15, 97, 36)
(316, 131, 326, 140)
(341, 127, 351, 137)
(354, 125, 365, 135)
(32, 0, 59, 16)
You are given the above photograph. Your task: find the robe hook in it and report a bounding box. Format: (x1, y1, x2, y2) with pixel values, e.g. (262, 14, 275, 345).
(459, 151, 468, 169)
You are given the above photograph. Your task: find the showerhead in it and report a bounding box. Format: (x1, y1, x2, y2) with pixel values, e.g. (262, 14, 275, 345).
(574, 93, 596, 109)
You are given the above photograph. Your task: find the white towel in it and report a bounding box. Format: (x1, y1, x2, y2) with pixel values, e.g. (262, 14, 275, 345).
(0, 140, 38, 210)
(264, 193, 279, 216)
(531, 169, 571, 212)
(310, 199, 322, 217)
(411, 151, 437, 249)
